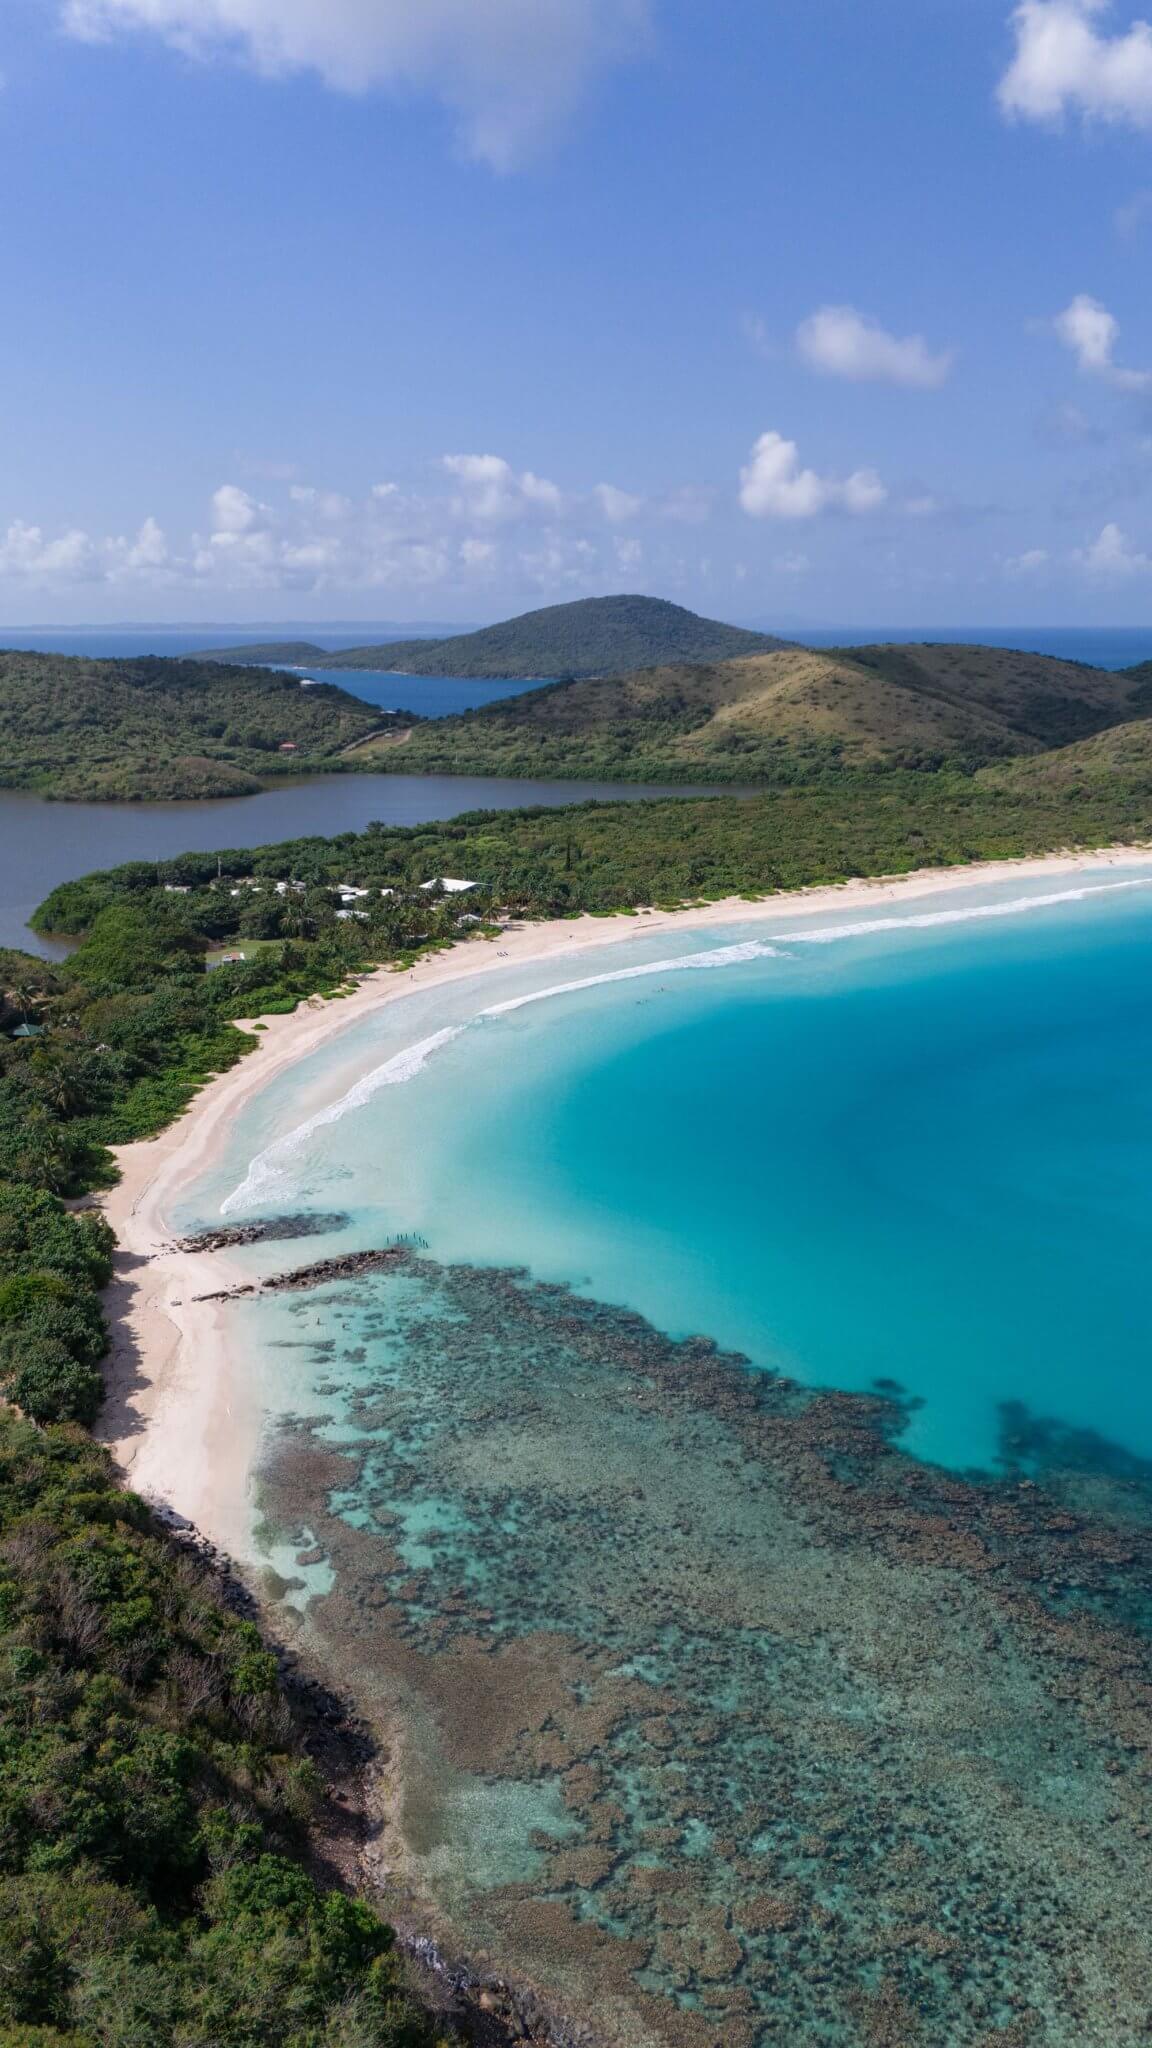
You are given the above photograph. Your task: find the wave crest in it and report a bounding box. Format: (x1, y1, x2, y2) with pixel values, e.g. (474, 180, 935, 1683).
(217, 877, 1150, 1214)
(219, 1027, 463, 1216)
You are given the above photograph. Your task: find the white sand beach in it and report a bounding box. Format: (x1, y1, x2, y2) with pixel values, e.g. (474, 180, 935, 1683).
(97, 844, 1152, 1557)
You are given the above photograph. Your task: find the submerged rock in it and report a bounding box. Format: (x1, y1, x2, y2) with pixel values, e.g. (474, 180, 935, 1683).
(176, 1211, 350, 1253)
(245, 1254, 1152, 2047)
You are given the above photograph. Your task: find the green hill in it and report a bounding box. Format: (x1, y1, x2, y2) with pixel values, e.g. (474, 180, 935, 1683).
(208, 595, 791, 678)
(0, 649, 403, 800)
(198, 639, 330, 665)
(7, 634, 1151, 803)
(346, 641, 1149, 784)
(979, 717, 1152, 793)
(846, 642, 1136, 749)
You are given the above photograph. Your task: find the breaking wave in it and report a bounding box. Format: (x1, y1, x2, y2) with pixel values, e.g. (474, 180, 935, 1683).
(780, 878, 1151, 947)
(219, 1027, 463, 1216)
(218, 877, 1150, 1214)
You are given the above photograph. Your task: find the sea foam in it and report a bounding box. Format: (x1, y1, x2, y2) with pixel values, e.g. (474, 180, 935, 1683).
(479, 939, 785, 1017)
(220, 1027, 463, 1216)
(781, 878, 1151, 947)
(218, 877, 1150, 1214)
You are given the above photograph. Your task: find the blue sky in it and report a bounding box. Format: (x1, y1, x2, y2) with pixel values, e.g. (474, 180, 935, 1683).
(3, 0, 1152, 627)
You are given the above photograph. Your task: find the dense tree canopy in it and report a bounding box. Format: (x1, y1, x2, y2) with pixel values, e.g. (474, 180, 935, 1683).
(0, 1416, 447, 2047)
(0, 651, 404, 801)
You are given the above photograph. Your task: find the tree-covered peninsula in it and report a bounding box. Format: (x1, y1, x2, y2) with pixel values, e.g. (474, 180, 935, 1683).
(0, 649, 406, 801)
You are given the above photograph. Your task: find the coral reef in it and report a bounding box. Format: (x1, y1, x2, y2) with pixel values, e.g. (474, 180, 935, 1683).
(252, 1259, 1152, 2046)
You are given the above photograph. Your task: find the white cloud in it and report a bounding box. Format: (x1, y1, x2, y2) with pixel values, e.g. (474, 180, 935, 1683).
(1054, 292, 1151, 389)
(772, 551, 812, 577)
(0, 459, 655, 596)
(594, 482, 642, 523)
(289, 484, 353, 519)
(0, 516, 177, 585)
(118, 516, 171, 573)
(1075, 520, 1152, 575)
(443, 452, 563, 522)
(211, 483, 264, 533)
(739, 431, 888, 520)
(999, 0, 1152, 129)
(0, 522, 99, 580)
(1003, 545, 1050, 577)
(796, 306, 953, 388)
(460, 536, 497, 568)
(60, 0, 649, 168)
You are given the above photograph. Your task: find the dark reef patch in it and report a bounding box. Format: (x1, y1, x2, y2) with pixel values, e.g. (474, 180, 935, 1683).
(175, 1212, 351, 1253)
(252, 1257, 1152, 2047)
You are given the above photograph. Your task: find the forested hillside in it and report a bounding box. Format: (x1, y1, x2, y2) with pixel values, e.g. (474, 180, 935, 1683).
(0, 650, 401, 800)
(208, 595, 790, 678)
(8, 631, 1149, 804)
(348, 641, 1149, 783)
(0, 1413, 445, 2046)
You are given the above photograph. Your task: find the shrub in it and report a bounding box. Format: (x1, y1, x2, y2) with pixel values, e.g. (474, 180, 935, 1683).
(8, 1342, 103, 1426)
(0, 1418, 444, 2047)
(0, 1184, 114, 1289)
(0, 1275, 108, 1370)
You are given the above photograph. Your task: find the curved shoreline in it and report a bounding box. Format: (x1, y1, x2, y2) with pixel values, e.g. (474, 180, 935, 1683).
(96, 843, 1152, 1557)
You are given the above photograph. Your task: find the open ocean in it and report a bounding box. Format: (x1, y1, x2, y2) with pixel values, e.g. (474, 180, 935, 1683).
(3, 623, 1151, 671)
(173, 866, 1152, 2045)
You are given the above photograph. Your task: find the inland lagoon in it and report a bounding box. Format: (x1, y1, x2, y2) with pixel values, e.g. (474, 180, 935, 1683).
(116, 862, 1152, 2046)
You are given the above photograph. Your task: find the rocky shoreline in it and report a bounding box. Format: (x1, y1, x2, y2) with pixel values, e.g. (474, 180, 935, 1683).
(147, 1500, 595, 2048)
(191, 1243, 411, 1303)
(174, 1213, 351, 1254)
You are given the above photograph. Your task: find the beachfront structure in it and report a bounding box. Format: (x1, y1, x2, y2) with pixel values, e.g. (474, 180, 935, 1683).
(420, 877, 477, 894)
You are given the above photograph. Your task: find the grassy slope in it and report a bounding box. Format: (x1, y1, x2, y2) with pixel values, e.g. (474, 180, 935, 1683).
(847, 643, 1137, 747)
(981, 716, 1152, 790)
(348, 642, 1148, 784)
(0, 651, 399, 800)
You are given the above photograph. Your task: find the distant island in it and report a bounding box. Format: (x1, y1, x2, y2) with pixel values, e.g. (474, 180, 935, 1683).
(204, 593, 793, 678)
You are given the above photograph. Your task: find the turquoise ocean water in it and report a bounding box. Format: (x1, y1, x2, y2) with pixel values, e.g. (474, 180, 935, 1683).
(176, 868, 1152, 2045)
(189, 865, 1152, 1476)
